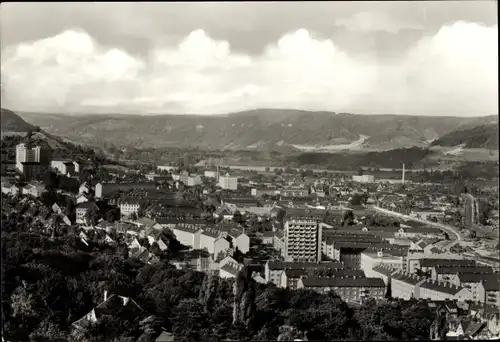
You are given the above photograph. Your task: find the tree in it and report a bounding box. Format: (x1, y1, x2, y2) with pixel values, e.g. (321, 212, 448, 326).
(129, 212, 138, 221)
(233, 210, 243, 224)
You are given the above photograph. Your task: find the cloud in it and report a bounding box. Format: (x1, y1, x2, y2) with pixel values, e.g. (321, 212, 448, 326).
(1, 22, 497, 116)
(335, 11, 424, 34)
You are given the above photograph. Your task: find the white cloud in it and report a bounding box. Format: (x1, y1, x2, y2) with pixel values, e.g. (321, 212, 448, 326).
(1, 22, 497, 116)
(334, 11, 424, 34)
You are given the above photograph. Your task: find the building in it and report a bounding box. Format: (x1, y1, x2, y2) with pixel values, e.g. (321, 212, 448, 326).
(251, 187, 278, 197)
(15, 143, 41, 172)
(371, 264, 396, 286)
(20, 162, 42, 181)
(416, 279, 473, 301)
(264, 260, 343, 286)
(352, 175, 375, 183)
(297, 277, 385, 302)
(463, 194, 479, 228)
(280, 188, 309, 197)
(172, 224, 204, 249)
(75, 202, 99, 224)
(360, 250, 404, 278)
(228, 230, 250, 254)
(119, 200, 140, 217)
(218, 173, 238, 191)
(273, 230, 285, 256)
(451, 273, 498, 302)
(284, 217, 322, 262)
(477, 276, 500, 307)
(157, 165, 176, 172)
(95, 182, 157, 198)
(390, 270, 425, 300)
(51, 160, 76, 176)
(204, 170, 218, 179)
(21, 182, 46, 198)
(407, 255, 470, 274)
(432, 266, 493, 283)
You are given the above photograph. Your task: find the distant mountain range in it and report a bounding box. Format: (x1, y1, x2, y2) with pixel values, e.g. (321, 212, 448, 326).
(7, 108, 499, 151)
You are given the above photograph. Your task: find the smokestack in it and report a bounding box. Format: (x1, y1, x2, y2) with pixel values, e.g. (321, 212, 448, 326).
(402, 164, 405, 184)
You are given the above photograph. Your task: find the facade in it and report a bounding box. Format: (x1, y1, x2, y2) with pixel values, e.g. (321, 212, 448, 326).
(231, 232, 250, 254)
(16, 143, 41, 172)
(273, 231, 285, 256)
(218, 173, 238, 190)
(360, 251, 404, 278)
(75, 202, 99, 224)
(463, 194, 479, 228)
(20, 162, 42, 181)
(280, 269, 306, 290)
(284, 217, 322, 262)
(297, 277, 385, 302)
(119, 201, 140, 217)
(280, 188, 309, 197)
(251, 188, 278, 197)
(172, 226, 203, 249)
(390, 270, 425, 300)
(22, 183, 46, 197)
(352, 175, 375, 183)
(213, 237, 231, 261)
(264, 261, 343, 286)
(204, 171, 218, 179)
(416, 280, 473, 301)
(477, 277, 500, 307)
(200, 230, 219, 255)
(51, 160, 76, 176)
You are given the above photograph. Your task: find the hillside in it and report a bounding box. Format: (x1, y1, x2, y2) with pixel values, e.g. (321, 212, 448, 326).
(1, 108, 36, 132)
(17, 109, 497, 151)
(0, 108, 109, 163)
(430, 123, 499, 150)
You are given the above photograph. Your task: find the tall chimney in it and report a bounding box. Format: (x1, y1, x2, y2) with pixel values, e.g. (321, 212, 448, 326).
(402, 164, 405, 184)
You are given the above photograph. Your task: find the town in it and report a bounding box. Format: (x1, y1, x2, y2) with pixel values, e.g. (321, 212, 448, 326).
(2, 136, 499, 341)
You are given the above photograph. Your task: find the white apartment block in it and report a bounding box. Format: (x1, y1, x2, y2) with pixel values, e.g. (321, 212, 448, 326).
(352, 175, 375, 183)
(390, 270, 425, 300)
(284, 218, 322, 262)
(120, 202, 140, 217)
(218, 173, 238, 190)
(16, 143, 41, 172)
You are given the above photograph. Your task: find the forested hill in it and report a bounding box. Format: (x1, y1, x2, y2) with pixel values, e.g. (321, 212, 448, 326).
(430, 123, 499, 150)
(17, 108, 497, 150)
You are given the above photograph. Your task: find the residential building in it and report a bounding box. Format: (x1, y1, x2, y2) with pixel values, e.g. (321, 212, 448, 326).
(15, 143, 41, 172)
(75, 202, 99, 224)
(297, 277, 385, 302)
(77, 193, 89, 204)
(432, 266, 493, 282)
(251, 187, 278, 197)
(451, 273, 498, 302)
(204, 170, 218, 179)
(218, 173, 238, 190)
(416, 279, 473, 301)
(352, 175, 375, 183)
(172, 225, 204, 249)
(371, 264, 396, 286)
(280, 188, 309, 197)
(477, 276, 500, 307)
(94, 182, 157, 198)
(51, 160, 76, 176)
(273, 230, 285, 256)
(462, 194, 479, 228)
(264, 260, 343, 286)
(119, 200, 140, 217)
(407, 255, 469, 274)
(229, 230, 250, 254)
(219, 260, 243, 279)
(214, 237, 231, 261)
(20, 162, 42, 181)
(21, 182, 46, 197)
(391, 270, 425, 300)
(284, 217, 322, 262)
(360, 250, 404, 278)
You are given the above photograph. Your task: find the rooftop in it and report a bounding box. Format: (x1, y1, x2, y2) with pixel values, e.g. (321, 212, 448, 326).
(301, 276, 385, 288)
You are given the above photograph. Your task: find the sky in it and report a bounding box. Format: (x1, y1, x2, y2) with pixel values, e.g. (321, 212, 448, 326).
(0, 1, 498, 116)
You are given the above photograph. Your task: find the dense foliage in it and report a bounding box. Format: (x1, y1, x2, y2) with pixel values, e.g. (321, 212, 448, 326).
(1, 228, 438, 341)
(430, 124, 498, 150)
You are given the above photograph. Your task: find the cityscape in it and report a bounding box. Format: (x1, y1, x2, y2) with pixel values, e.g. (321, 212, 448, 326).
(1, 2, 499, 342)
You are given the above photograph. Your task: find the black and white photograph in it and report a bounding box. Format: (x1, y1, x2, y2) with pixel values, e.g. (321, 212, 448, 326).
(0, 1, 498, 341)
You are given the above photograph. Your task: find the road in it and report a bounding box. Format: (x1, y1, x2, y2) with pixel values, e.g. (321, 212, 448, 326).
(372, 206, 462, 241)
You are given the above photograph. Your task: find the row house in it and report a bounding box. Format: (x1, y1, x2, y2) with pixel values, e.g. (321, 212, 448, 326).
(417, 279, 473, 302)
(297, 277, 385, 303)
(251, 187, 279, 197)
(280, 268, 365, 290)
(264, 260, 343, 286)
(391, 270, 425, 300)
(432, 266, 493, 282)
(280, 188, 309, 198)
(371, 264, 396, 286)
(21, 182, 46, 198)
(360, 250, 404, 278)
(407, 255, 471, 274)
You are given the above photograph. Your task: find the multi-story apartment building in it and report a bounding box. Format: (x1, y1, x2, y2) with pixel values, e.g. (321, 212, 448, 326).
(432, 266, 493, 282)
(407, 255, 470, 274)
(218, 173, 238, 190)
(16, 143, 41, 172)
(264, 260, 343, 286)
(360, 250, 404, 278)
(51, 160, 77, 176)
(280, 188, 309, 197)
(284, 217, 322, 262)
(352, 175, 375, 183)
(462, 194, 479, 228)
(390, 270, 425, 300)
(119, 201, 140, 217)
(477, 276, 500, 307)
(297, 277, 385, 303)
(416, 279, 473, 302)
